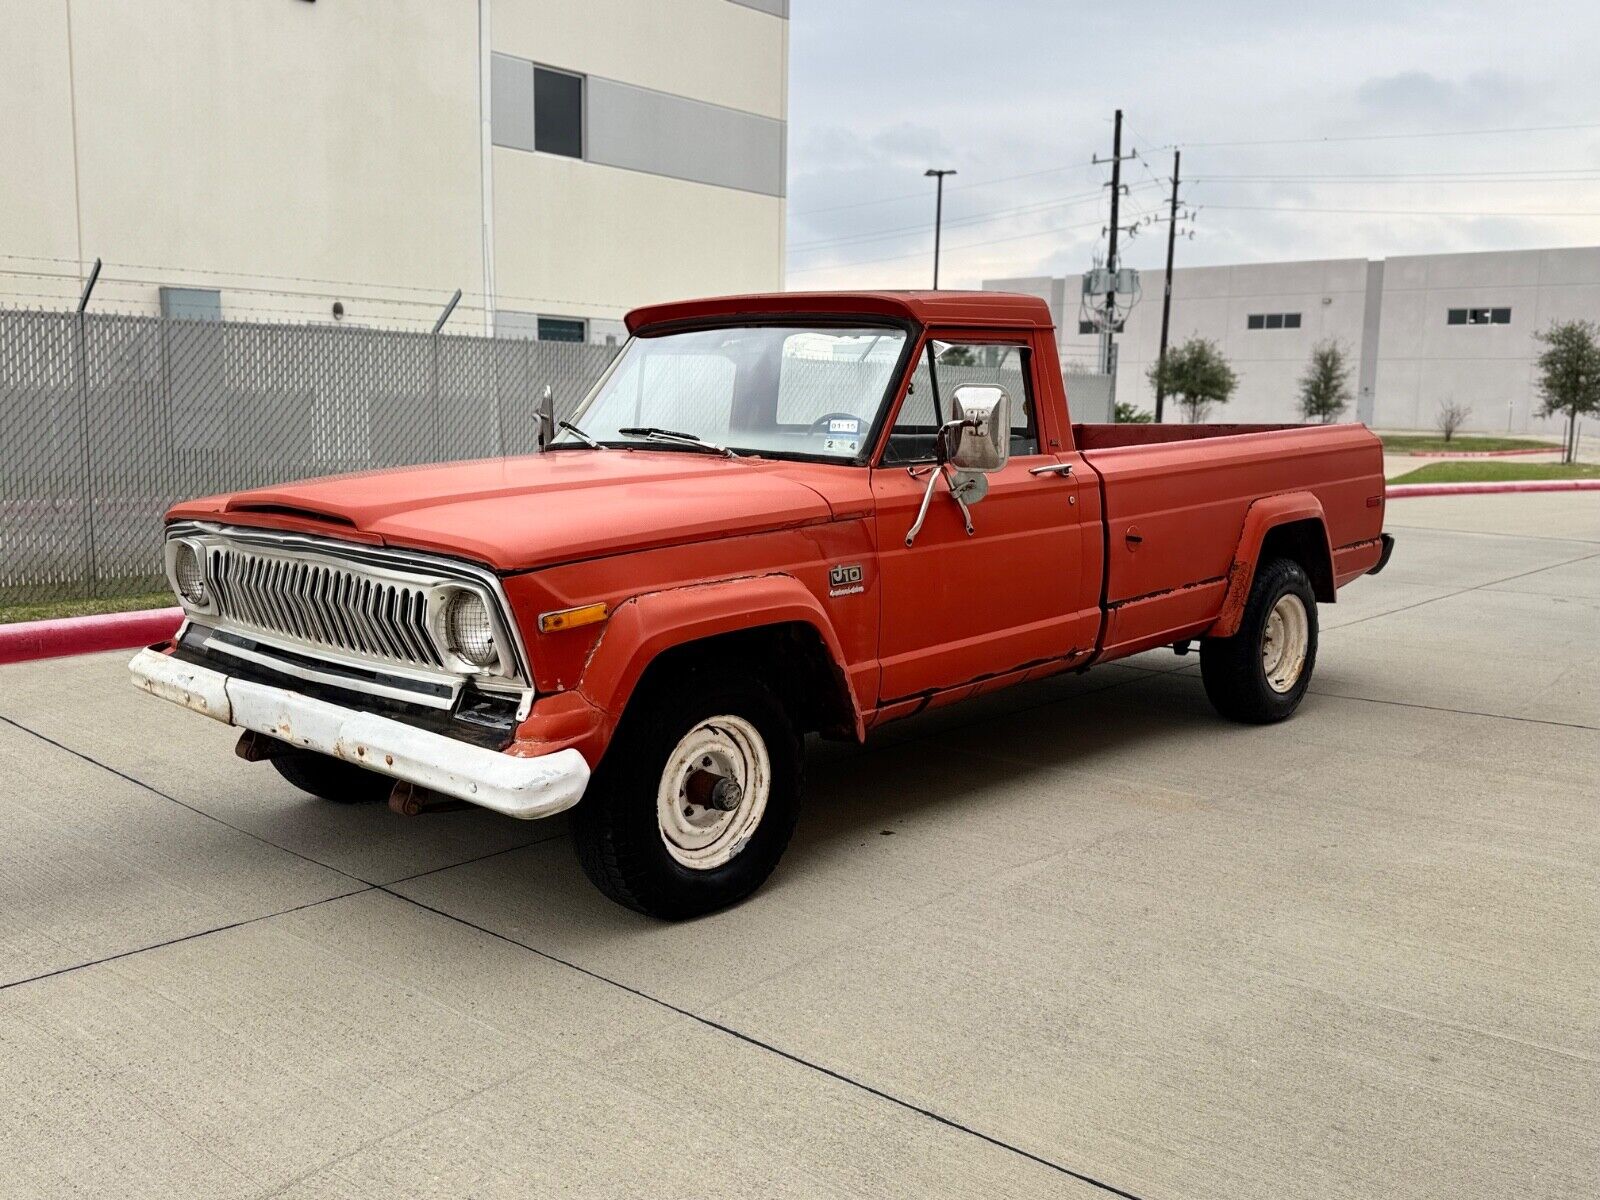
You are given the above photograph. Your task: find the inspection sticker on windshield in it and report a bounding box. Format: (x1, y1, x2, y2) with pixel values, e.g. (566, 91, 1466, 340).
(828, 418, 860, 434)
(824, 437, 859, 453)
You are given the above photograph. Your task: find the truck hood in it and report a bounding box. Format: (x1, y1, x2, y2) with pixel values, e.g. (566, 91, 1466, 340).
(167, 450, 839, 571)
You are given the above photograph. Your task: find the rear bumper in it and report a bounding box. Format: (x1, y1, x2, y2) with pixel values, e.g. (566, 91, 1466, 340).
(128, 647, 589, 820)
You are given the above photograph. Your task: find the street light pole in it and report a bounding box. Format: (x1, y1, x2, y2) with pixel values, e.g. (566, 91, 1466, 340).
(924, 168, 957, 289)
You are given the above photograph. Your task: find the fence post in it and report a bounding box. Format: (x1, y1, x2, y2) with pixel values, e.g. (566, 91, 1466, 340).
(74, 261, 102, 597)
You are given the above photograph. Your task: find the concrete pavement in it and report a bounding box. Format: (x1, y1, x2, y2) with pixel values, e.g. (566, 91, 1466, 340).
(2, 492, 1596, 1199)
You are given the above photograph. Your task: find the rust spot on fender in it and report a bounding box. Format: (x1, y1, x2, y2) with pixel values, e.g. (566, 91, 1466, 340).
(1212, 561, 1252, 638)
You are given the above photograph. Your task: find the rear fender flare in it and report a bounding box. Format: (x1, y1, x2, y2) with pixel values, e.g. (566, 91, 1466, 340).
(1209, 493, 1333, 639)
(578, 573, 865, 740)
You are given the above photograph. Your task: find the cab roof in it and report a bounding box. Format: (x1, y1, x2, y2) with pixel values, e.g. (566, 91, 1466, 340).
(625, 290, 1054, 334)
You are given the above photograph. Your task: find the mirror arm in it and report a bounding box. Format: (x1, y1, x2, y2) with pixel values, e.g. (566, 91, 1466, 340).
(948, 476, 977, 536)
(904, 465, 945, 548)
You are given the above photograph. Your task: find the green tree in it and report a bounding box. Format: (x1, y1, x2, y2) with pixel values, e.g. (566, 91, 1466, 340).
(1298, 339, 1352, 424)
(1114, 401, 1154, 424)
(1534, 320, 1600, 463)
(1146, 337, 1237, 423)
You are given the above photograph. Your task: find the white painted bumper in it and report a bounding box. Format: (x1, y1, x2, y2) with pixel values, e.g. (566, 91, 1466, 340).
(128, 648, 589, 820)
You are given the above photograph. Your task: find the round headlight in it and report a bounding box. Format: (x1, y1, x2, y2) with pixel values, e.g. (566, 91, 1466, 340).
(444, 591, 498, 667)
(173, 542, 207, 605)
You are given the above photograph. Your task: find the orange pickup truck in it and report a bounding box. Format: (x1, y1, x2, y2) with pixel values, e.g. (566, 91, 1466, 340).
(132, 291, 1393, 917)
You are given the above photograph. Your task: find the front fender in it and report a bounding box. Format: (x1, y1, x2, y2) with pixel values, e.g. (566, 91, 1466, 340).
(577, 573, 866, 740)
(1209, 492, 1332, 639)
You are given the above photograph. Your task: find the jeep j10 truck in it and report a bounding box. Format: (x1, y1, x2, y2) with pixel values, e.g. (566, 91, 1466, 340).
(131, 291, 1394, 918)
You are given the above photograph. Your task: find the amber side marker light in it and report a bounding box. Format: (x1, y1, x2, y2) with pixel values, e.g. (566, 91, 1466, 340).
(539, 602, 609, 634)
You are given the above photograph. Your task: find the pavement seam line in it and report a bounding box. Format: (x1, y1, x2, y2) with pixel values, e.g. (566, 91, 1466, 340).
(0, 711, 571, 892)
(0, 711, 374, 888)
(1322, 549, 1600, 632)
(0, 887, 373, 993)
(375, 831, 569, 888)
(375, 886, 1151, 1200)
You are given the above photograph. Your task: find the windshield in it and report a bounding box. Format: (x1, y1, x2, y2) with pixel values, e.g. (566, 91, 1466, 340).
(557, 325, 909, 461)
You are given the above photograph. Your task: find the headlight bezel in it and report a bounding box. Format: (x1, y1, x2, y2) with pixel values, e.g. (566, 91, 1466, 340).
(165, 537, 215, 612)
(441, 589, 499, 669)
(428, 584, 515, 678)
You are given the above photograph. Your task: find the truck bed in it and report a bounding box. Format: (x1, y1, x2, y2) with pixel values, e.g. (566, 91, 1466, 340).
(1073, 422, 1386, 659)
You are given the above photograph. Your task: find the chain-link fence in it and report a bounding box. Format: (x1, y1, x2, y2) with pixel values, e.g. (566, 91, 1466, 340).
(0, 309, 618, 606)
(1, 308, 1116, 609)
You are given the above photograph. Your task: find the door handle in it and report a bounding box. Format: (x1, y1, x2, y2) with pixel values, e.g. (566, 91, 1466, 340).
(1028, 463, 1074, 477)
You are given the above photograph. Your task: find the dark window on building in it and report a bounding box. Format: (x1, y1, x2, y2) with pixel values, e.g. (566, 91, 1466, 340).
(1450, 307, 1511, 326)
(1247, 312, 1301, 330)
(538, 316, 587, 342)
(534, 67, 583, 158)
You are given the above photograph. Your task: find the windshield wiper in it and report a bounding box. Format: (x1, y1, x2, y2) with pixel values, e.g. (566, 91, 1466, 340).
(557, 419, 605, 449)
(616, 426, 736, 458)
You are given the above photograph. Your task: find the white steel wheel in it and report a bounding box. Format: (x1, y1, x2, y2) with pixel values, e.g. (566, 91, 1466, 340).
(1261, 593, 1310, 693)
(656, 715, 771, 871)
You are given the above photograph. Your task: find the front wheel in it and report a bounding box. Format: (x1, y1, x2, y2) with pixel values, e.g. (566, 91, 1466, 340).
(571, 672, 802, 919)
(1200, 557, 1319, 724)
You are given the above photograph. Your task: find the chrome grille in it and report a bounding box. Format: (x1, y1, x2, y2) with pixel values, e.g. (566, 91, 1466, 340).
(208, 544, 443, 670)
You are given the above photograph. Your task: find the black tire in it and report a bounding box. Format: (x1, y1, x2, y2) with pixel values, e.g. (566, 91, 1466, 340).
(270, 748, 393, 804)
(571, 671, 802, 920)
(1200, 557, 1319, 724)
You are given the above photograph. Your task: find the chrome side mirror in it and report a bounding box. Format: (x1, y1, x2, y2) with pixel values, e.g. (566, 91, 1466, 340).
(904, 386, 1012, 548)
(948, 384, 1011, 473)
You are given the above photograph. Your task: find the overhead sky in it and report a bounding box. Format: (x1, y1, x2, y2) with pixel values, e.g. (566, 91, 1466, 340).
(785, 0, 1600, 291)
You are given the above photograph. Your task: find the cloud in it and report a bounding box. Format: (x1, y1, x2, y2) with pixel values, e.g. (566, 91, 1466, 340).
(1353, 70, 1532, 125)
(785, 1, 1600, 290)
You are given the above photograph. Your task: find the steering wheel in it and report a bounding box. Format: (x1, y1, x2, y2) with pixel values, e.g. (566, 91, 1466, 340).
(808, 411, 865, 434)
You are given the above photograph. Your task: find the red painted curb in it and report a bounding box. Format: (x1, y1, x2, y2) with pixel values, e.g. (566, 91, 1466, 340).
(1407, 446, 1562, 458)
(1388, 480, 1600, 499)
(0, 607, 182, 665)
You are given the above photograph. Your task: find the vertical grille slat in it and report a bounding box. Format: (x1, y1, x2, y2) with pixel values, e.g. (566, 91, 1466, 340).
(200, 540, 448, 674)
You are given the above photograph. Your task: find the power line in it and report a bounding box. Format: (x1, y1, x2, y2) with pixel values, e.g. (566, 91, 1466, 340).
(1163, 120, 1600, 149)
(1203, 203, 1600, 217)
(1189, 166, 1600, 181)
(787, 215, 1107, 275)
(789, 161, 1104, 217)
(788, 183, 1158, 254)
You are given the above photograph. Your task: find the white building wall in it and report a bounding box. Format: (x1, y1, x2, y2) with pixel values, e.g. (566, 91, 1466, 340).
(0, 0, 788, 339)
(988, 246, 1600, 433)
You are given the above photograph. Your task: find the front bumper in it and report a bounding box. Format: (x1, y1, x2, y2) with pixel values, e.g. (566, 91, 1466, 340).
(129, 647, 589, 820)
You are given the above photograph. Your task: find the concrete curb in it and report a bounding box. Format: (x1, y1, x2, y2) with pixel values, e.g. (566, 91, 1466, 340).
(1407, 446, 1562, 458)
(0, 607, 182, 666)
(1388, 479, 1600, 499)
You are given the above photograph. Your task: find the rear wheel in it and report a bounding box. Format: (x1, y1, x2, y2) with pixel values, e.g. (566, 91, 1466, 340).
(572, 671, 802, 920)
(270, 748, 392, 804)
(1200, 557, 1318, 724)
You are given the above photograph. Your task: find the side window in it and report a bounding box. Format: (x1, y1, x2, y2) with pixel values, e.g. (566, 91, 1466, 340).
(883, 342, 1039, 462)
(882, 349, 939, 464)
(931, 342, 1039, 457)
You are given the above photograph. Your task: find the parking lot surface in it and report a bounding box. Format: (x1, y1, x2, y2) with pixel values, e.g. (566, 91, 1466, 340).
(2, 492, 1597, 1199)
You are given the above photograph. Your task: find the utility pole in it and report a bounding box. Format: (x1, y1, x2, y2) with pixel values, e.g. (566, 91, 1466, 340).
(1102, 110, 1124, 381)
(925, 168, 956, 289)
(1154, 149, 1181, 424)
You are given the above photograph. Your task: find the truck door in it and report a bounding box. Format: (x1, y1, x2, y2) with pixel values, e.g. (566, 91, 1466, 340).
(870, 333, 1099, 704)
